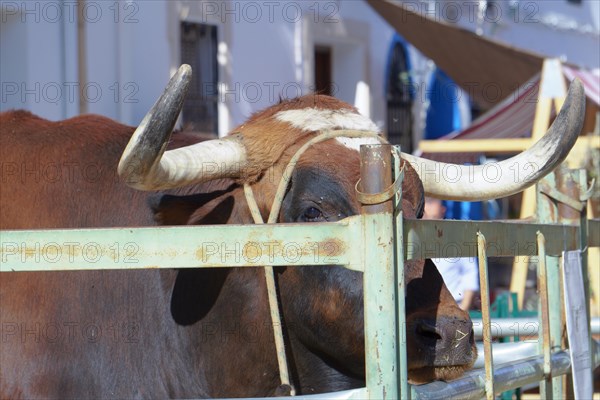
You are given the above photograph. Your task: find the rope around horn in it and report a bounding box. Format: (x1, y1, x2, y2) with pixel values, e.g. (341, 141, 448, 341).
(242, 129, 383, 395)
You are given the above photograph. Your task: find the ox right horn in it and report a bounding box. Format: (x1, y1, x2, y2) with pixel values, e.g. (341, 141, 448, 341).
(403, 79, 585, 201)
(118, 65, 248, 190)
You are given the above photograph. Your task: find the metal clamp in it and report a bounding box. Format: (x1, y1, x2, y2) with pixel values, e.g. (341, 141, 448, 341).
(539, 181, 585, 212)
(355, 165, 404, 205)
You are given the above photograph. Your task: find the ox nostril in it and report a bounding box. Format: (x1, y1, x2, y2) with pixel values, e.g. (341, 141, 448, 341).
(415, 320, 443, 342)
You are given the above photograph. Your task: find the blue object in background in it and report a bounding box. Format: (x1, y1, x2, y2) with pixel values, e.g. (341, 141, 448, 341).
(444, 200, 483, 220)
(424, 69, 490, 221)
(425, 68, 462, 139)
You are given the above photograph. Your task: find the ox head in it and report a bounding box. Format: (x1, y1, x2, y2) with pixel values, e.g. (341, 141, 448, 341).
(118, 65, 585, 386)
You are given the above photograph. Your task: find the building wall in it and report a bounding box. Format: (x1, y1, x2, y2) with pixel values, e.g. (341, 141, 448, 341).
(0, 0, 396, 137)
(1, 0, 596, 144)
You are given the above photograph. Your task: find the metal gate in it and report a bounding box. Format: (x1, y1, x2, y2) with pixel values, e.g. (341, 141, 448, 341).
(1, 145, 598, 399)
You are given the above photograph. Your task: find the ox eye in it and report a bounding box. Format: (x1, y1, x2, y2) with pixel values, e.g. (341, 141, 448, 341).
(302, 206, 324, 222)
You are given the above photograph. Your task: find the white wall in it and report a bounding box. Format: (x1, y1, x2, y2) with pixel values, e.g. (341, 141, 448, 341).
(173, 0, 397, 134)
(0, 0, 397, 136)
(84, 1, 171, 125)
(0, 3, 76, 120)
(336, 1, 396, 130)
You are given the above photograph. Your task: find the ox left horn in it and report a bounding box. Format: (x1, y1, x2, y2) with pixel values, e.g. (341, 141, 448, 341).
(118, 65, 248, 190)
(403, 79, 585, 201)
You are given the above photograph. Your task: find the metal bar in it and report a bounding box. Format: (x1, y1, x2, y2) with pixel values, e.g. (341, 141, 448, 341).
(537, 232, 553, 395)
(477, 232, 494, 400)
(588, 218, 600, 247)
(473, 342, 538, 369)
(237, 340, 600, 400)
(536, 169, 565, 399)
(0, 219, 363, 272)
(411, 345, 600, 400)
(392, 148, 410, 399)
(3, 217, 590, 272)
(417, 136, 600, 154)
(577, 170, 594, 379)
(360, 144, 398, 399)
(546, 254, 563, 400)
(405, 219, 580, 260)
(563, 251, 594, 399)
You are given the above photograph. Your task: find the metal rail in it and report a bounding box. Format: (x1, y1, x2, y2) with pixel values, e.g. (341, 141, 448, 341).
(3, 218, 593, 272)
(0, 219, 365, 272)
(218, 341, 600, 400)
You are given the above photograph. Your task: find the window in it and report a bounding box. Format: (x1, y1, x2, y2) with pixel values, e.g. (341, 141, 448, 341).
(314, 46, 333, 95)
(180, 22, 218, 136)
(385, 40, 413, 152)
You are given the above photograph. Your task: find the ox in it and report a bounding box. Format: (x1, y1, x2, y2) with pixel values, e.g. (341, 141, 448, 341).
(0, 65, 584, 399)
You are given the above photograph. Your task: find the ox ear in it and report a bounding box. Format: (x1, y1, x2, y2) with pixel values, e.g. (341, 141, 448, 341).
(149, 194, 210, 225)
(401, 160, 425, 219)
(148, 183, 237, 225)
(171, 267, 229, 325)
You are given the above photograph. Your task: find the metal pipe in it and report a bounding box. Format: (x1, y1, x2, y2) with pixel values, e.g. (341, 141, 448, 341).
(411, 351, 571, 400)
(411, 342, 600, 400)
(360, 144, 398, 399)
(473, 342, 538, 369)
(223, 340, 600, 400)
(471, 317, 600, 339)
(392, 148, 410, 399)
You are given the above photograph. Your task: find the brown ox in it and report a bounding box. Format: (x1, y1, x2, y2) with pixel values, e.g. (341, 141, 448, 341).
(0, 66, 584, 399)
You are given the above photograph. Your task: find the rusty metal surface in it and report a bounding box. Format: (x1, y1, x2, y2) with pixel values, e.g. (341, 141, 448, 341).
(405, 219, 581, 260)
(0, 219, 364, 272)
(360, 144, 399, 400)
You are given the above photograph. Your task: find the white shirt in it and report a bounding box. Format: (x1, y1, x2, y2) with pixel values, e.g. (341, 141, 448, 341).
(432, 257, 479, 302)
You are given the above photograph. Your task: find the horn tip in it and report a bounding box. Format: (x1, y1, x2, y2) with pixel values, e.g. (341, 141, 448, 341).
(179, 64, 192, 77)
(569, 77, 584, 98)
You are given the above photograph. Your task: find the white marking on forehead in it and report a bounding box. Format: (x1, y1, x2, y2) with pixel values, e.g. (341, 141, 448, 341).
(275, 108, 382, 152)
(334, 136, 382, 152)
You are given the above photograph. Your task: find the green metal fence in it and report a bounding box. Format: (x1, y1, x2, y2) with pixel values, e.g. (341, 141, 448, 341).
(1, 145, 598, 399)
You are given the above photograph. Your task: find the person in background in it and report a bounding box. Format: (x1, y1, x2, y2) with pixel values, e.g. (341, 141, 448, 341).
(423, 197, 479, 311)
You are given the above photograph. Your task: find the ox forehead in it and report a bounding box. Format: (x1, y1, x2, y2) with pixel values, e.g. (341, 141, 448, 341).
(0, 64, 584, 398)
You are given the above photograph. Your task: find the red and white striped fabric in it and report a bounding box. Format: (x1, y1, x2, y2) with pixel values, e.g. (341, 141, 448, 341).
(440, 65, 599, 141)
(563, 65, 600, 107)
(444, 75, 542, 140)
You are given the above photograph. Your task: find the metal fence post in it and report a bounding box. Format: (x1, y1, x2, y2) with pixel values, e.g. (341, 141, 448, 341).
(360, 144, 399, 399)
(392, 148, 409, 399)
(536, 169, 565, 399)
(536, 165, 592, 398)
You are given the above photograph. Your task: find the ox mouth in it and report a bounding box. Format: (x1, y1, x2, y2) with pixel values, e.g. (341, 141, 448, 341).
(408, 364, 473, 384)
